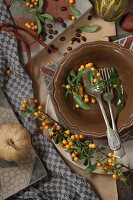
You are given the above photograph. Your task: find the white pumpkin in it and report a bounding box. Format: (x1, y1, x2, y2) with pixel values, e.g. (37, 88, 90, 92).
(0, 123, 31, 162)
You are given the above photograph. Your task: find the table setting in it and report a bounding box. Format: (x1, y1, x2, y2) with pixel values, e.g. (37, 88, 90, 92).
(0, 0, 133, 200)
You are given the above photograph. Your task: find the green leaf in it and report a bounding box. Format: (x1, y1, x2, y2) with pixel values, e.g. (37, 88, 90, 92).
(77, 70, 85, 76)
(80, 25, 99, 33)
(86, 70, 94, 84)
(65, 90, 71, 98)
(65, 148, 76, 153)
(37, 18, 42, 34)
(38, 15, 45, 22)
(114, 87, 125, 113)
(73, 93, 90, 110)
(84, 159, 89, 166)
(85, 163, 96, 174)
(70, 70, 76, 77)
(69, 5, 81, 16)
(39, 0, 44, 11)
(67, 75, 74, 86)
(40, 14, 54, 21)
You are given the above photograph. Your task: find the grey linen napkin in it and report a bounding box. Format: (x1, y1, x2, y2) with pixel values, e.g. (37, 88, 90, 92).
(0, 1, 99, 200)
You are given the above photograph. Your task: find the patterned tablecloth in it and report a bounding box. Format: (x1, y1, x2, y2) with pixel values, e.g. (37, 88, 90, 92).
(0, 91, 47, 200)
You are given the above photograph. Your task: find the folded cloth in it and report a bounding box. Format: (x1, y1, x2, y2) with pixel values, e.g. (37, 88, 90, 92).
(0, 1, 99, 200)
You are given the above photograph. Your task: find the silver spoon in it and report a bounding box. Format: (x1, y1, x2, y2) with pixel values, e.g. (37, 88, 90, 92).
(82, 71, 121, 151)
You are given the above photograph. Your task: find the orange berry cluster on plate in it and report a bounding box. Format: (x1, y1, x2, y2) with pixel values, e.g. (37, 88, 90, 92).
(25, 0, 39, 8)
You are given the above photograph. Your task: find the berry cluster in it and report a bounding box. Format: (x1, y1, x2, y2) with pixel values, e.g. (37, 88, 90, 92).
(25, 0, 39, 8)
(25, 22, 38, 31)
(20, 98, 130, 184)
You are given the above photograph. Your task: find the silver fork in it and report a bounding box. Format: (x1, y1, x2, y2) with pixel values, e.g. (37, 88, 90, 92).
(99, 68, 125, 158)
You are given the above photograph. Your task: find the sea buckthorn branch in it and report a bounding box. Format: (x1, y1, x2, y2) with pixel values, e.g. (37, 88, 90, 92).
(63, 63, 125, 113)
(20, 98, 130, 184)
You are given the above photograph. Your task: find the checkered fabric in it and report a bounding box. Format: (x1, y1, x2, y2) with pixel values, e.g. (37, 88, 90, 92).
(0, 1, 99, 200)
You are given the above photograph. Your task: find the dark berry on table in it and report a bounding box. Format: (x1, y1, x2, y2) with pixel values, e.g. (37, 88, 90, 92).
(76, 29, 81, 33)
(50, 44, 58, 51)
(61, 22, 67, 28)
(49, 29, 54, 34)
(88, 15, 92, 20)
(47, 24, 53, 28)
(60, 6, 67, 11)
(48, 49, 52, 54)
(60, 36, 66, 41)
(67, 47, 72, 51)
(63, 52, 68, 56)
(75, 32, 81, 37)
(76, 38, 81, 43)
(57, 17, 64, 23)
(49, 35, 54, 39)
(81, 36, 87, 41)
(53, 30, 58, 35)
(71, 37, 76, 42)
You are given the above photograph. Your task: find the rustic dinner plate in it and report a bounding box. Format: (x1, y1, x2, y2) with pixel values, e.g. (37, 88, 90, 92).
(52, 41, 133, 138)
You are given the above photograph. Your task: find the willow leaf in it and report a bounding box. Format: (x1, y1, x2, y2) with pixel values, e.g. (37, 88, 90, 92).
(80, 25, 99, 33)
(73, 93, 90, 110)
(39, 0, 44, 11)
(41, 14, 54, 21)
(37, 18, 42, 34)
(70, 5, 81, 16)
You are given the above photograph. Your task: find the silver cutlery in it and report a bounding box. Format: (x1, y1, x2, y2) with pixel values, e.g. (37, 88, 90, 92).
(83, 70, 121, 151)
(99, 68, 125, 158)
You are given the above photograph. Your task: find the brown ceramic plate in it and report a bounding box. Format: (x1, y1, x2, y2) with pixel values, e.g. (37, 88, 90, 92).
(52, 41, 133, 138)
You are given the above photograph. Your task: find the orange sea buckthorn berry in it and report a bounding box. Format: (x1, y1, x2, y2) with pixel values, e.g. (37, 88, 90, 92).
(112, 156, 116, 160)
(91, 98, 96, 104)
(23, 99, 28, 104)
(66, 144, 70, 149)
(59, 143, 63, 147)
(107, 159, 112, 163)
(112, 174, 117, 179)
(71, 153, 76, 158)
(66, 84, 71, 89)
(34, 25, 38, 29)
(93, 78, 98, 84)
(65, 130, 71, 135)
(113, 84, 117, 88)
(84, 94, 89, 98)
(79, 134, 84, 139)
(108, 152, 113, 158)
(31, 0, 35, 2)
(33, 99, 38, 103)
(75, 134, 79, 139)
(86, 63, 93, 68)
(34, 112, 39, 117)
(42, 115, 46, 119)
(74, 157, 79, 161)
(71, 15, 76, 20)
(91, 143, 97, 149)
(69, 141, 74, 146)
(80, 65, 85, 70)
(62, 139, 67, 145)
(30, 3, 34, 8)
(102, 169, 106, 173)
(84, 98, 89, 103)
(34, 2, 38, 6)
(6, 69, 10, 74)
(44, 125, 49, 129)
(90, 67, 95, 71)
(27, 24, 31, 29)
(25, 23, 29, 27)
(111, 162, 116, 167)
(96, 72, 101, 77)
(71, 135, 75, 140)
(97, 162, 102, 167)
(76, 104, 80, 108)
(69, 0, 75, 4)
(42, 121, 46, 126)
(25, 2, 30, 6)
(21, 104, 26, 109)
(88, 143, 92, 148)
(38, 105, 43, 110)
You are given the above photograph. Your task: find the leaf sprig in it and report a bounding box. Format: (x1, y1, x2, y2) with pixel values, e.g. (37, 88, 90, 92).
(20, 98, 130, 184)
